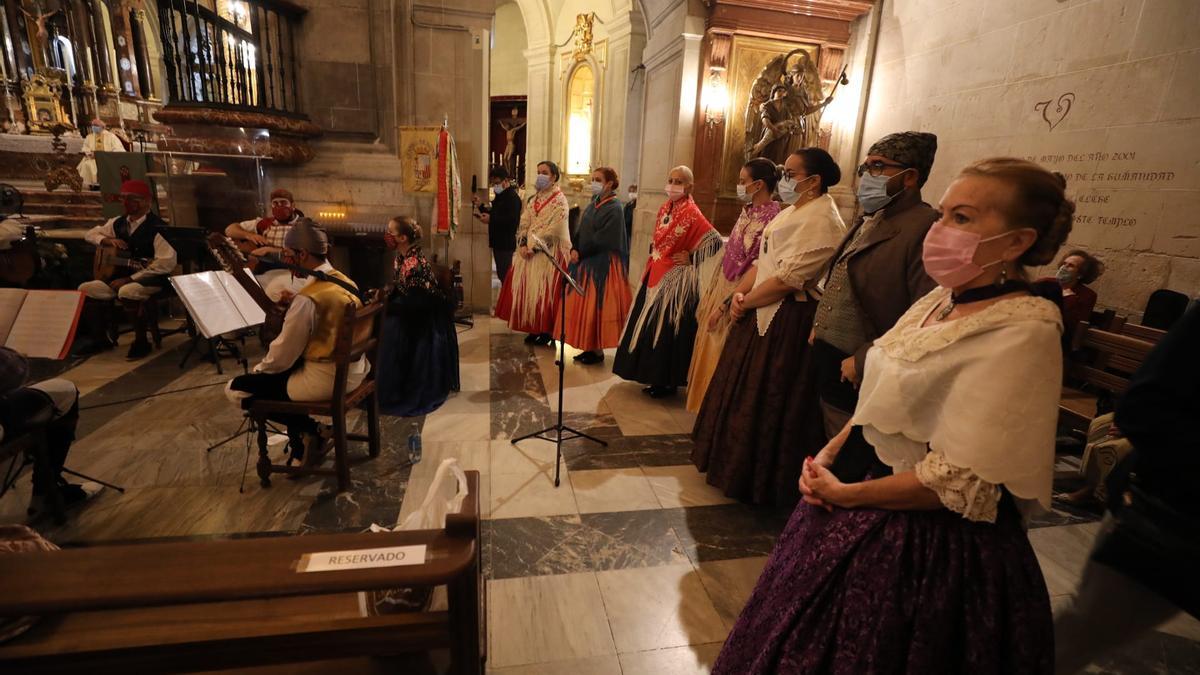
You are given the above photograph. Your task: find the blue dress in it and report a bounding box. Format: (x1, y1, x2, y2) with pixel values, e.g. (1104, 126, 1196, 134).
(376, 246, 460, 417)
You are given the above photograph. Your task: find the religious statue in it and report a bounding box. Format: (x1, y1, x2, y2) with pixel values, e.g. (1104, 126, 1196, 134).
(498, 108, 526, 175)
(743, 49, 833, 164)
(20, 1, 59, 45)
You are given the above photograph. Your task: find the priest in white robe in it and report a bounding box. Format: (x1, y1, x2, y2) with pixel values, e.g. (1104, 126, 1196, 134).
(77, 119, 125, 187)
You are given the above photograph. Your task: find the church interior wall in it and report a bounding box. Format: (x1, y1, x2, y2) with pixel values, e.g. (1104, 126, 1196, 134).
(491, 2, 529, 97)
(854, 0, 1200, 317)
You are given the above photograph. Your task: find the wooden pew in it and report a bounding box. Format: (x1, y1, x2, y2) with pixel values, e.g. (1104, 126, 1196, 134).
(0, 472, 485, 674)
(1059, 323, 1156, 433)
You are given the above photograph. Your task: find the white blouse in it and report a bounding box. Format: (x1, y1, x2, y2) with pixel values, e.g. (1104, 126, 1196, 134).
(753, 194, 845, 335)
(851, 288, 1064, 521)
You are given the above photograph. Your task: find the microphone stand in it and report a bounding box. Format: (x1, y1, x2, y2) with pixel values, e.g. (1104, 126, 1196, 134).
(511, 246, 608, 487)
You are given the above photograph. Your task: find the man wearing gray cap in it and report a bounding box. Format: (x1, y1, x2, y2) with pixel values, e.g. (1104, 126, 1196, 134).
(809, 131, 939, 481)
(225, 219, 364, 465)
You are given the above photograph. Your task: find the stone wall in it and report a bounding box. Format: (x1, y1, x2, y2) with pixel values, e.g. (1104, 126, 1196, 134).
(492, 2, 530, 96)
(852, 0, 1199, 317)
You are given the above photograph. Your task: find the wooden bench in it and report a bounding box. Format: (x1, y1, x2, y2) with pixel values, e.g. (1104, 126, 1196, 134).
(1059, 322, 1156, 433)
(0, 471, 485, 674)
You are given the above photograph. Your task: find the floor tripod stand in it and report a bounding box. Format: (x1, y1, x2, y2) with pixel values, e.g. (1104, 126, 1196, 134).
(510, 248, 607, 487)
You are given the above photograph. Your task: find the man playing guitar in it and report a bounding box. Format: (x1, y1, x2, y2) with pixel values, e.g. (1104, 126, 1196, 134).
(225, 220, 365, 466)
(78, 180, 177, 359)
(224, 188, 306, 302)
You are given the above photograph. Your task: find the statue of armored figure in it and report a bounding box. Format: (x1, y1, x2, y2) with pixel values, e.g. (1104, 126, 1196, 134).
(744, 49, 834, 165)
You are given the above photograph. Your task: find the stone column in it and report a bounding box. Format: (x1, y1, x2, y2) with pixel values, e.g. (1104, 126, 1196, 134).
(628, 28, 704, 284)
(521, 43, 555, 187)
(601, 12, 646, 185)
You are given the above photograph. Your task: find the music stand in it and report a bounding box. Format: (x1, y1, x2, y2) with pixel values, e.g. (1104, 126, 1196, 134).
(510, 247, 607, 487)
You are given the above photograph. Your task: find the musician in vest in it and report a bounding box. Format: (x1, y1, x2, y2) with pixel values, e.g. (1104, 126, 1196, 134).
(225, 220, 365, 464)
(78, 180, 178, 360)
(224, 188, 307, 302)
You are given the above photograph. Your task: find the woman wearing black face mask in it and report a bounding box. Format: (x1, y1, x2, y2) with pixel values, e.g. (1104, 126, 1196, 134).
(375, 216, 460, 416)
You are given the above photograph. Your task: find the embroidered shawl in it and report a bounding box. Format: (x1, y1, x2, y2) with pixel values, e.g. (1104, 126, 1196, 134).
(645, 195, 717, 288)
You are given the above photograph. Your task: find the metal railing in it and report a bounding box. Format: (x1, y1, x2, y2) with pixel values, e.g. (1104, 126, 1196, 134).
(155, 0, 305, 118)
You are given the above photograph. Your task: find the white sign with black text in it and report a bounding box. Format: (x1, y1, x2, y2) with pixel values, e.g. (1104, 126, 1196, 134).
(297, 545, 428, 573)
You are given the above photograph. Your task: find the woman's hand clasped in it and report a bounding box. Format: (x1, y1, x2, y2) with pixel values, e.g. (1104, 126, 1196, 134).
(671, 251, 691, 266)
(707, 306, 725, 332)
(729, 292, 748, 321)
(519, 245, 533, 260)
(570, 250, 580, 264)
(799, 456, 851, 512)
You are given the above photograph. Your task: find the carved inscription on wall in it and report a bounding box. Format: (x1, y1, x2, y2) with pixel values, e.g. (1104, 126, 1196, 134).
(1023, 150, 1178, 232)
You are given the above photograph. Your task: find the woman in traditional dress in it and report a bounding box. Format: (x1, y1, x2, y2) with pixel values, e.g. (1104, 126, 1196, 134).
(613, 166, 722, 398)
(685, 158, 782, 412)
(713, 157, 1073, 674)
(376, 216, 460, 416)
(495, 161, 572, 345)
(691, 148, 844, 504)
(557, 167, 632, 365)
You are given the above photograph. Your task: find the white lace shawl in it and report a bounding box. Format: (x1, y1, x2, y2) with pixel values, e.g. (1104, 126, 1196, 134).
(753, 194, 845, 336)
(852, 288, 1064, 515)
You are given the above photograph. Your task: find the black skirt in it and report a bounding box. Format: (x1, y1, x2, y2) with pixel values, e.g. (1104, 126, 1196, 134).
(612, 280, 699, 388)
(691, 297, 826, 505)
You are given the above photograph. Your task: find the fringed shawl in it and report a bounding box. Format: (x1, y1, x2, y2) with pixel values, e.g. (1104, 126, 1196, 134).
(644, 196, 717, 288)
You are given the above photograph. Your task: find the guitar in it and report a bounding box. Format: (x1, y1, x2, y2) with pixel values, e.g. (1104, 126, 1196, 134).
(93, 242, 150, 282)
(206, 232, 286, 345)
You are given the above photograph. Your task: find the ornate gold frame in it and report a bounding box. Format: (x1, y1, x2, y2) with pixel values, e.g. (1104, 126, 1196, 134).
(21, 70, 73, 134)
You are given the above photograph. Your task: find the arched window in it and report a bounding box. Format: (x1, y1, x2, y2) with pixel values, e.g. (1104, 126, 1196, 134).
(565, 63, 594, 176)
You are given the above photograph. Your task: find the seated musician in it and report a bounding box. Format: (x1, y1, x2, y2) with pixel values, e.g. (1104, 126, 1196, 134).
(376, 216, 460, 417)
(78, 180, 177, 360)
(0, 347, 102, 519)
(225, 219, 365, 465)
(224, 188, 306, 302)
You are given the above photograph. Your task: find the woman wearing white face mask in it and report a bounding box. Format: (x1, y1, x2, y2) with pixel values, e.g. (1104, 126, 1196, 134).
(555, 167, 632, 364)
(495, 160, 572, 345)
(692, 148, 845, 505)
(713, 157, 1073, 674)
(684, 158, 782, 413)
(613, 166, 721, 398)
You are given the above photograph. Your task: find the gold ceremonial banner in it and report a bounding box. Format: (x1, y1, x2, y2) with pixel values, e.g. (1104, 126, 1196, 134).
(399, 126, 442, 193)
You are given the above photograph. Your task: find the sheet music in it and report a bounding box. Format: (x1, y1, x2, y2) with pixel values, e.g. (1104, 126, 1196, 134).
(4, 291, 84, 359)
(217, 271, 267, 327)
(0, 288, 27, 346)
(172, 272, 255, 339)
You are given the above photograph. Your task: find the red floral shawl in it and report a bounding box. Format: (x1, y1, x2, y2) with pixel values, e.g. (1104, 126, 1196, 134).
(644, 196, 715, 288)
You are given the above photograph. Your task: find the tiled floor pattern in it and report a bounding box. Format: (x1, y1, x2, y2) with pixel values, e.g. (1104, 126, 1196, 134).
(6, 316, 1198, 673)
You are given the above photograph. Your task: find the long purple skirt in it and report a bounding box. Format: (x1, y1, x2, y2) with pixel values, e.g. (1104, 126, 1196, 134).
(713, 497, 1053, 674)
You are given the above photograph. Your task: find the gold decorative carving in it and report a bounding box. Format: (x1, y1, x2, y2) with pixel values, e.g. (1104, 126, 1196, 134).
(572, 13, 595, 62)
(21, 71, 73, 134)
(44, 125, 83, 193)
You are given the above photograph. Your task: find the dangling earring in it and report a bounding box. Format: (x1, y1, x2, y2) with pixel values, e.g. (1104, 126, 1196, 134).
(996, 264, 1008, 287)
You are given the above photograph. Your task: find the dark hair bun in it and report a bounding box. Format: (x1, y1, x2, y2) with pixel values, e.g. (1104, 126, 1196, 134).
(743, 157, 781, 192)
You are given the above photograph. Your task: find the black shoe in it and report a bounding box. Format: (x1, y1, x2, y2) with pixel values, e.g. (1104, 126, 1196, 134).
(532, 333, 553, 346)
(524, 334, 539, 344)
(646, 385, 677, 399)
(578, 351, 605, 365)
(71, 336, 114, 356)
(573, 352, 588, 362)
(642, 385, 655, 394)
(125, 340, 153, 360)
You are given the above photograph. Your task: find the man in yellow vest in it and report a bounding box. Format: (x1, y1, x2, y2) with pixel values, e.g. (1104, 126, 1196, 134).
(225, 219, 364, 465)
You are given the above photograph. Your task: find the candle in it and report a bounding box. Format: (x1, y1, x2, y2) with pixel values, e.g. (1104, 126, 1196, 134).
(85, 47, 95, 83)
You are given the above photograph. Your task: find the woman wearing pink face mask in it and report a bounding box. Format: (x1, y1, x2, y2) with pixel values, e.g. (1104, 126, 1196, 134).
(375, 216, 459, 416)
(714, 158, 1073, 674)
(613, 165, 721, 398)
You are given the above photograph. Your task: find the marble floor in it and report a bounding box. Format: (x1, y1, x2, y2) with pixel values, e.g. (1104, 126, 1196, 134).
(4, 316, 1198, 674)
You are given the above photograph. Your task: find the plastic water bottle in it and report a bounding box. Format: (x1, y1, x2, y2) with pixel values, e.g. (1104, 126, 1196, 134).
(407, 422, 423, 465)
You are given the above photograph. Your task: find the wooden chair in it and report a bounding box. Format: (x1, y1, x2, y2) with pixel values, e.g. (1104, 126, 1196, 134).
(1059, 321, 1157, 434)
(0, 471, 486, 674)
(252, 291, 386, 492)
(1118, 322, 1166, 345)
